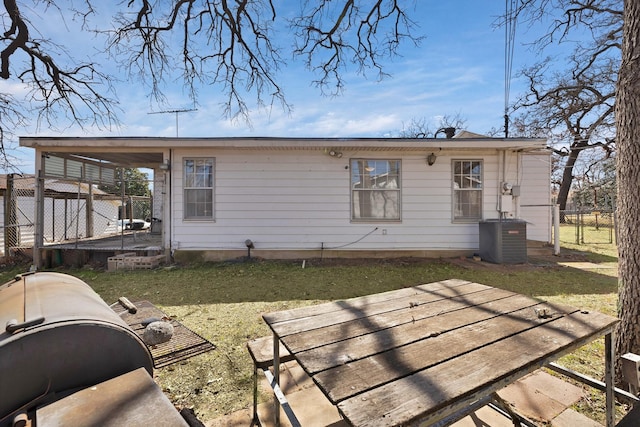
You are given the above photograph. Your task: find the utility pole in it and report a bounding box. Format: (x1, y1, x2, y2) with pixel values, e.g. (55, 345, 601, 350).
(148, 108, 197, 137)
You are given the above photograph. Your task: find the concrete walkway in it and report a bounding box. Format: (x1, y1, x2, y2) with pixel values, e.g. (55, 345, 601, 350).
(206, 360, 603, 427)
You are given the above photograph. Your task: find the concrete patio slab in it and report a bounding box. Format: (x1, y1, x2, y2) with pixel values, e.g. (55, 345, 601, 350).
(256, 384, 347, 427)
(208, 363, 604, 427)
(552, 408, 604, 427)
(448, 405, 515, 427)
(496, 370, 585, 422)
(558, 261, 616, 270)
(517, 370, 586, 406)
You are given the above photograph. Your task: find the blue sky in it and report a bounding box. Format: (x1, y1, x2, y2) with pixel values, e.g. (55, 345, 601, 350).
(7, 1, 552, 170)
(129, 1, 519, 138)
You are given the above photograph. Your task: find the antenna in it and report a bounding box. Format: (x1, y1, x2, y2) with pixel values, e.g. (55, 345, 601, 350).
(148, 108, 197, 137)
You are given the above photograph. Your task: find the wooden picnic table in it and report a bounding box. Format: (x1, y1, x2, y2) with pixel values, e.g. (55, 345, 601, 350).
(262, 279, 619, 427)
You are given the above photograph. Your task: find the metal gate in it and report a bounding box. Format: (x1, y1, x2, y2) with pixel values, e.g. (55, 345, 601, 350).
(559, 209, 616, 245)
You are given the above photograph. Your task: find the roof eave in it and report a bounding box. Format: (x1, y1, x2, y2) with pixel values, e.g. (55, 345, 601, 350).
(19, 136, 548, 152)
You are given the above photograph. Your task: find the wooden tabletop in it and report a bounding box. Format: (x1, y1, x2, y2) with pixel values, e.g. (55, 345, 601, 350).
(263, 279, 618, 427)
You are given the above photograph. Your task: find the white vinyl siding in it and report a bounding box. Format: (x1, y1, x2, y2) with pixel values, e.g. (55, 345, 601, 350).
(519, 152, 553, 242)
(170, 148, 550, 252)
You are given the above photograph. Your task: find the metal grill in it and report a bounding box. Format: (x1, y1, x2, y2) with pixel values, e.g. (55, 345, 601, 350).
(116, 300, 216, 368)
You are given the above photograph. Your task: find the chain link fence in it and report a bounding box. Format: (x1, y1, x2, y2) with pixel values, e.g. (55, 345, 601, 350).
(559, 209, 616, 245)
(2, 174, 154, 257)
(1, 174, 36, 257)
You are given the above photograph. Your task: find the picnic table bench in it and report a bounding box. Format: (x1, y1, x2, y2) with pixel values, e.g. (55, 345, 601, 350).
(247, 336, 297, 426)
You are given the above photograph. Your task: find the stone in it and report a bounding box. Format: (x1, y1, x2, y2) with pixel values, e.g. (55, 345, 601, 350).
(143, 320, 174, 346)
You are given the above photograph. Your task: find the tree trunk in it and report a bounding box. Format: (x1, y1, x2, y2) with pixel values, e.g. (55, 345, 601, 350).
(615, 0, 640, 384)
(556, 143, 583, 212)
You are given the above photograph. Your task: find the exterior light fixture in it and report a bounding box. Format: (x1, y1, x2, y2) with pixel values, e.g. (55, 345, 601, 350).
(159, 160, 171, 170)
(426, 153, 437, 166)
(329, 150, 343, 158)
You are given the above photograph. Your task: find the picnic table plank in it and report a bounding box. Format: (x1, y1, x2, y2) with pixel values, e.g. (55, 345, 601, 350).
(262, 279, 476, 325)
(267, 282, 495, 338)
(297, 295, 560, 376)
(337, 310, 617, 427)
(313, 301, 577, 402)
(281, 287, 521, 354)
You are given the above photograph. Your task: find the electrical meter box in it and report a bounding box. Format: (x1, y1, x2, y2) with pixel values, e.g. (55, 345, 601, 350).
(479, 219, 527, 264)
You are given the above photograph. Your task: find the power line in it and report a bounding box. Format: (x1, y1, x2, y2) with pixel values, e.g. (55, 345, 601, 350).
(148, 108, 197, 137)
(504, 0, 518, 138)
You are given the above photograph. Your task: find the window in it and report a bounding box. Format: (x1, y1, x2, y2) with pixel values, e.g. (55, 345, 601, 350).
(453, 160, 482, 221)
(184, 158, 214, 220)
(351, 159, 401, 221)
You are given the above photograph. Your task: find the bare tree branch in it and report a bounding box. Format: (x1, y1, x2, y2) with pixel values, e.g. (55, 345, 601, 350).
(0, 1, 420, 165)
(399, 113, 466, 138)
(506, 0, 620, 211)
(0, 0, 119, 168)
(291, 0, 421, 95)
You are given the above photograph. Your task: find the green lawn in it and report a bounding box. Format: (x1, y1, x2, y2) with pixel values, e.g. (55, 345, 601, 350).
(0, 246, 621, 424)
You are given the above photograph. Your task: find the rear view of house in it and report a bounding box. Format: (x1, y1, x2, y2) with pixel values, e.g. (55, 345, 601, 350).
(19, 133, 551, 266)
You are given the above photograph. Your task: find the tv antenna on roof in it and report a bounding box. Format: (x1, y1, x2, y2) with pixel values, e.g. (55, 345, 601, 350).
(148, 108, 197, 137)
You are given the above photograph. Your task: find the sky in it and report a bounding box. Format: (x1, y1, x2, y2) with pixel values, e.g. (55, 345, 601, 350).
(5, 1, 557, 172)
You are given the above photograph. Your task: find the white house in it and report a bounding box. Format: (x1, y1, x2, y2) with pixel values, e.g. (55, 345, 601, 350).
(19, 134, 551, 265)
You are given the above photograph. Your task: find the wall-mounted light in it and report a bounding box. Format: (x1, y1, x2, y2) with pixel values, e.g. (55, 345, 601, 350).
(426, 153, 437, 166)
(159, 160, 171, 170)
(329, 150, 343, 158)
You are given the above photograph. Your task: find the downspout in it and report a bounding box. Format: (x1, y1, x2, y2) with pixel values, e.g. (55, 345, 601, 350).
(514, 150, 521, 219)
(168, 149, 173, 260)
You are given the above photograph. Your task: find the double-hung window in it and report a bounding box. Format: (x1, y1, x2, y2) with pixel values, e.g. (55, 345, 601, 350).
(453, 160, 482, 221)
(184, 158, 214, 220)
(351, 159, 401, 221)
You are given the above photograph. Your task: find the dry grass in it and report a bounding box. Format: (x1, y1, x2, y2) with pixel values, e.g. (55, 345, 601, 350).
(0, 248, 620, 424)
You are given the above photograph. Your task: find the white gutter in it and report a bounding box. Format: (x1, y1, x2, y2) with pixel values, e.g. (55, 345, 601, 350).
(19, 136, 548, 152)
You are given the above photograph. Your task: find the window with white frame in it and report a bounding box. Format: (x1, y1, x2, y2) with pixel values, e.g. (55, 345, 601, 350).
(453, 160, 482, 221)
(351, 159, 401, 221)
(184, 158, 214, 220)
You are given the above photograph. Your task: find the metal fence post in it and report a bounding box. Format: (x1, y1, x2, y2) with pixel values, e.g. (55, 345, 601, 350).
(34, 173, 45, 269)
(4, 174, 17, 256)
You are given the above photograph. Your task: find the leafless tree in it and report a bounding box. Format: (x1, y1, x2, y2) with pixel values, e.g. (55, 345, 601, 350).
(0, 1, 421, 167)
(105, 0, 421, 119)
(399, 113, 467, 138)
(0, 0, 118, 169)
(508, 0, 620, 212)
(290, 1, 421, 95)
(508, 1, 640, 388)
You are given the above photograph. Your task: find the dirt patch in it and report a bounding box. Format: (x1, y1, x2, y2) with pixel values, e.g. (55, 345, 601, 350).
(270, 251, 594, 273)
(293, 256, 449, 268)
